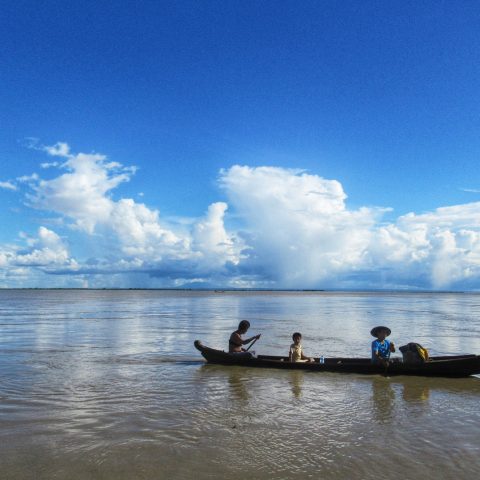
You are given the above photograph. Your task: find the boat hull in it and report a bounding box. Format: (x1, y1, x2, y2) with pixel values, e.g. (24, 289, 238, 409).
(194, 340, 480, 378)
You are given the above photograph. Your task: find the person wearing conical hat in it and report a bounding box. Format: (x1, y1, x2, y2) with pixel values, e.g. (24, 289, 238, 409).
(371, 326, 395, 365)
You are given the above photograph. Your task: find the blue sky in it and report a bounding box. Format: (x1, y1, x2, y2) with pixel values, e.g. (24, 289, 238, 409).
(1, 1, 480, 289)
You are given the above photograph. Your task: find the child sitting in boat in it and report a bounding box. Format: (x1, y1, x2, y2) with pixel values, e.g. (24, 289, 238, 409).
(229, 320, 261, 353)
(289, 332, 314, 362)
(371, 326, 395, 365)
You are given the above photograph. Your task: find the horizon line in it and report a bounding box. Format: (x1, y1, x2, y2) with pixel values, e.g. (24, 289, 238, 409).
(0, 287, 477, 294)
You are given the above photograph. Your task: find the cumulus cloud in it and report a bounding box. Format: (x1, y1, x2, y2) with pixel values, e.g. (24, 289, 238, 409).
(369, 204, 480, 288)
(219, 166, 380, 286)
(16, 227, 74, 267)
(108, 198, 185, 258)
(1, 142, 241, 286)
(192, 202, 242, 267)
(2, 141, 480, 289)
(218, 166, 480, 289)
(0, 226, 76, 270)
(28, 151, 133, 233)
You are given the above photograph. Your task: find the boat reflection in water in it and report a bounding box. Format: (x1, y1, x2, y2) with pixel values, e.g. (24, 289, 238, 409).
(371, 376, 434, 423)
(401, 380, 430, 403)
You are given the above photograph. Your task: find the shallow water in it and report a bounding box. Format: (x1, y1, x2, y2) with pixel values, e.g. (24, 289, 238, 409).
(1, 290, 479, 479)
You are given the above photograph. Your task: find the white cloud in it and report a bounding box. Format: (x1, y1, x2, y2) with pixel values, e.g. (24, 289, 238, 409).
(17, 173, 39, 183)
(373, 204, 480, 288)
(3, 143, 480, 290)
(219, 166, 379, 286)
(7, 143, 241, 285)
(41, 161, 60, 169)
(28, 151, 132, 233)
(219, 166, 480, 289)
(108, 198, 185, 257)
(0, 226, 76, 269)
(0, 181, 17, 191)
(42, 141, 71, 158)
(192, 202, 242, 267)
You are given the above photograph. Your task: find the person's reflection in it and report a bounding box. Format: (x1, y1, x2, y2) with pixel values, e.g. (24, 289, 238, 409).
(227, 367, 249, 403)
(371, 377, 395, 422)
(288, 370, 304, 399)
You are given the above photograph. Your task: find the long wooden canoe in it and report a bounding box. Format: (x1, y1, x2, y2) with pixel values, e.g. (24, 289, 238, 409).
(194, 340, 480, 378)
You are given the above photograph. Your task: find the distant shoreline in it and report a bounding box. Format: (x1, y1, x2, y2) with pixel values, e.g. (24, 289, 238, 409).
(0, 288, 476, 294)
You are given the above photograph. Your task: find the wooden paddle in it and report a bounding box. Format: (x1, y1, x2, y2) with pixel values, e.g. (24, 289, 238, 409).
(245, 336, 260, 352)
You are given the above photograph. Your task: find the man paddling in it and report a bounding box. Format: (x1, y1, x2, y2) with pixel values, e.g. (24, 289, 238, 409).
(229, 320, 261, 353)
(371, 326, 395, 365)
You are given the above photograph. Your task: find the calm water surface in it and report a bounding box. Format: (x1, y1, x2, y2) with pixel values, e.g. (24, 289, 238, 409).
(1, 290, 479, 479)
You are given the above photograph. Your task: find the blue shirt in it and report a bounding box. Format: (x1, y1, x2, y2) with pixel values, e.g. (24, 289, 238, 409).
(371, 339, 391, 362)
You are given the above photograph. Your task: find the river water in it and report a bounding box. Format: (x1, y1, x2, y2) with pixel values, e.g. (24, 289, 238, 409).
(1, 290, 479, 479)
